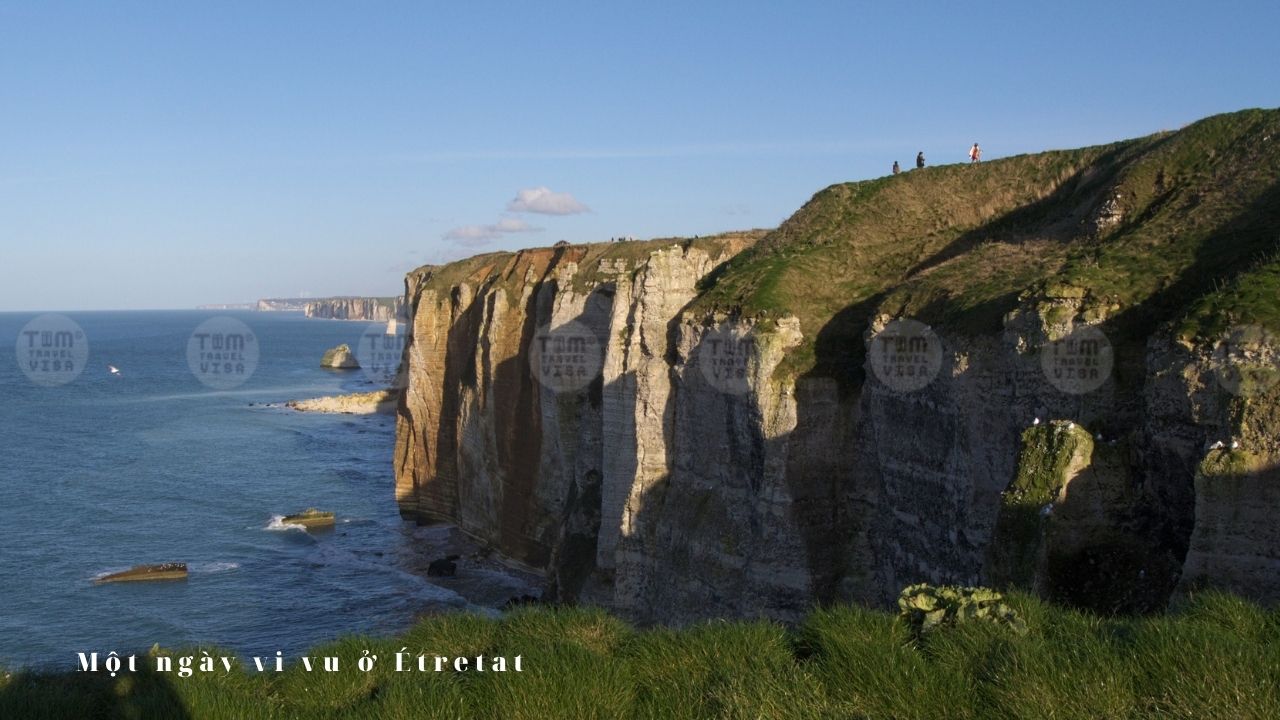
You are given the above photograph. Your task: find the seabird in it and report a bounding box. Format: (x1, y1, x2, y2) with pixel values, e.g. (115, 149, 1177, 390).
(1033, 418, 1041, 426)
(107, 365, 122, 376)
(1209, 441, 1225, 450)
(1230, 440, 1241, 450)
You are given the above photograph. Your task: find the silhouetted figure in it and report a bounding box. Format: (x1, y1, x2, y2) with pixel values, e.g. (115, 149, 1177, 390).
(892, 161, 900, 175)
(916, 152, 925, 169)
(969, 143, 982, 163)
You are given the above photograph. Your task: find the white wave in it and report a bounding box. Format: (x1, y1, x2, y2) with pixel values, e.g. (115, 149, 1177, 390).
(264, 514, 307, 531)
(190, 561, 240, 574)
(90, 567, 131, 581)
(118, 386, 337, 403)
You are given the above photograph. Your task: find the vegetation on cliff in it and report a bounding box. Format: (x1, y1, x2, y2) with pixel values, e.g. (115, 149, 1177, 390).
(989, 421, 1094, 589)
(4, 592, 1278, 718)
(693, 108, 1280, 383)
(405, 230, 767, 305)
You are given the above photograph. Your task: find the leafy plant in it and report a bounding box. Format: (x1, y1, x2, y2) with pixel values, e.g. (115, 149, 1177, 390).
(897, 583, 1028, 636)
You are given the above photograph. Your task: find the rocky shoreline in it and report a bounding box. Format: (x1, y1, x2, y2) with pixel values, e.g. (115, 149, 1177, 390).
(287, 389, 399, 415)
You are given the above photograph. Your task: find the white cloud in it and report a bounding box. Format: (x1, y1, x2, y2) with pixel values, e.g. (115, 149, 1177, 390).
(506, 186, 589, 215)
(443, 217, 543, 246)
(492, 218, 539, 232)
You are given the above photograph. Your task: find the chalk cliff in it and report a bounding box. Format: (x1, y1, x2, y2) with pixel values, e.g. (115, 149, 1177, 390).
(395, 109, 1280, 621)
(305, 297, 406, 321)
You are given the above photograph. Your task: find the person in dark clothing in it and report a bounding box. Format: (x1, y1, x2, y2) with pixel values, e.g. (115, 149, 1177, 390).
(892, 161, 900, 175)
(916, 152, 925, 169)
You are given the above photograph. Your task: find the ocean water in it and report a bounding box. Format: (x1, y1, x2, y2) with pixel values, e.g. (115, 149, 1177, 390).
(0, 310, 470, 669)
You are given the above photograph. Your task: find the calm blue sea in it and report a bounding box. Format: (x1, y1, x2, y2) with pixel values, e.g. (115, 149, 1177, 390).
(0, 310, 466, 670)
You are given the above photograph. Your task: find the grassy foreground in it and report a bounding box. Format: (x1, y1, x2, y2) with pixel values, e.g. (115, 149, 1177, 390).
(3, 592, 1279, 719)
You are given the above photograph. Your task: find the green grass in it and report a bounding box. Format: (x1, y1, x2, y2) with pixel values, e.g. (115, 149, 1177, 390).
(5, 594, 1280, 718)
(686, 108, 1280, 387)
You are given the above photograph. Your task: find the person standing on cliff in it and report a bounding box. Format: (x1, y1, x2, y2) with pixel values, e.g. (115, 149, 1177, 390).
(892, 161, 900, 175)
(916, 151, 925, 169)
(969, 143, 982, 163)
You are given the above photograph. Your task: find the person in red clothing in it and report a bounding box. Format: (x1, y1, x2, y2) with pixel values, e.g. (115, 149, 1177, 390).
(969, 143, 982, 163)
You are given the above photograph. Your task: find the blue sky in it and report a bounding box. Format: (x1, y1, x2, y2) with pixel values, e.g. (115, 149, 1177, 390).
(1, 1, 1276, 310)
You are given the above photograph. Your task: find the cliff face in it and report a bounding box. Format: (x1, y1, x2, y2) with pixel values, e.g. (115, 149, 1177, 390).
(257, 298, 309, 311)
(304, 297, 406, 321)
(396, 109, 1280, 621)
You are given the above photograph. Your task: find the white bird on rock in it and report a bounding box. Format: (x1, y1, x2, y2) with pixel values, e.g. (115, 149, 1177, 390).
(1231, 440, 1241, 450)
(1209, 440, 1225, 450)
(1033, 418, 1041, 426)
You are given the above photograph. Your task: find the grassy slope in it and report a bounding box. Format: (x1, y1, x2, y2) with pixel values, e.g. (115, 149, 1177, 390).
(694, 109, 1280, 383)
(4, 593, 1279, 719)
(409, 230, 768, 302)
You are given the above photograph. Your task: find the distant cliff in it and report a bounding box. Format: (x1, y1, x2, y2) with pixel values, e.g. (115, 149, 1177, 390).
(257, 298, 310, 312)
(394, 109, 1280, 623)
(304, 296, 406, 321)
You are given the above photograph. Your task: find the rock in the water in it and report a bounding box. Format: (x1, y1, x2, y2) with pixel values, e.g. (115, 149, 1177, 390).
(286, 389, 399, 415)
(282, 508, 336, 528)
(320, 344, 360, 369)
(96, 563, 188, 584)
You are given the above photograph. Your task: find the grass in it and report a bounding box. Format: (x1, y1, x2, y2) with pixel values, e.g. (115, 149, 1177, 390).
(687, 108, 1280, 387)
(5, 594, 1280, 718)
(406, 230, 768, 304)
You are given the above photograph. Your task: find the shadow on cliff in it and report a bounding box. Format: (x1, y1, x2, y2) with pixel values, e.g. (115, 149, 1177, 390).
(795, 149, 1280, 613)
(0, 667, 191, 719)
(905, 139, 1158, 281)
(1086, 176, 1280, 597)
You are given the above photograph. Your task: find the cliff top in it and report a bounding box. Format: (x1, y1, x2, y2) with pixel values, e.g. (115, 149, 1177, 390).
(691, 108, 1280, 379)
(402, 109, 1280, 385)
(407, 230, 767, 297)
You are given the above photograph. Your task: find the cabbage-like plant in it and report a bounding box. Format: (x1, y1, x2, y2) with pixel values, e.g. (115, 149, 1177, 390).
(897, 583, 1028, 636)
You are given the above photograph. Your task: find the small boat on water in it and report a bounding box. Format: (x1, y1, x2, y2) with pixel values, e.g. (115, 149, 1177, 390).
(282, 508, 336, 528)
(96, 563, 188, 584)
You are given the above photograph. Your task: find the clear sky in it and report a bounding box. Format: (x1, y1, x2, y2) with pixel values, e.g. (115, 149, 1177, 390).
(2, 1, 1276, 310)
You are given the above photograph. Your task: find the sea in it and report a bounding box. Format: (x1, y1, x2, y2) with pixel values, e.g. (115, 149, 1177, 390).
(0, 310, 506, 670)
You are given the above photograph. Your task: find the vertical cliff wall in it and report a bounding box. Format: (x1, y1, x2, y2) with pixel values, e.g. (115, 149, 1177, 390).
(304, 297, 406, 321)
(395, 110, 1280, 621)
